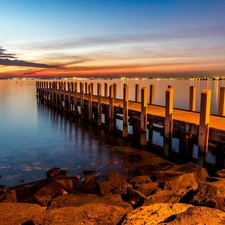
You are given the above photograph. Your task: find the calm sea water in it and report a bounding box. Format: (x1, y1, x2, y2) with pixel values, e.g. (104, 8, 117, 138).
(0, 79, 224, 186)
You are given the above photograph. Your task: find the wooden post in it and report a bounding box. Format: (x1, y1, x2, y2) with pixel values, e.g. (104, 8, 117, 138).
(135, 84, 140, 102)
(164, 87, 174, 156)
(109, 85, 115, 131)
(68, 82, 72, 111)
(140, 87, 147, 145)
(85, 82, 88, 94)
(36, 81, 39, 97)
(149, 85, 155, 104)
(104, 83, 108, 97)
(113, 83, 117, 98)
(198, 89, 211, 166)
(74, 82, 77, 113)
(49, 82, 52, 103)
(52, 82, 56, 105)
(123, 84, 129, 137)
(189, 86, 196, 111)
(218, 87, 225, 116)
(97, 83, 102, 126)
(80, 83, 84, 118)
(88, 83, 93, 121)
(59, 82, 63, 107)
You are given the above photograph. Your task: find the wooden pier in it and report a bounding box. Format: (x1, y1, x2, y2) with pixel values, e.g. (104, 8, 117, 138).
(36, 81, 225, 167)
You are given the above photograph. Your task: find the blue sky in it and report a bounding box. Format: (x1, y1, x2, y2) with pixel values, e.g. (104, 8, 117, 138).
(0, 0, 225, 78)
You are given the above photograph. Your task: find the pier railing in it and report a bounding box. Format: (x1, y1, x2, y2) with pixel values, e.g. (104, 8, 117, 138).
(36, 81, 225, 167)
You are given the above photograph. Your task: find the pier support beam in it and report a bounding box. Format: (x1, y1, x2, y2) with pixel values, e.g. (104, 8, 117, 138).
(68, 82, 72, 111)
(189, 86, 196, 111)
(85, 82, 88, 94)
(109, 85, 115, 132)
(149, 85, 154, 104)
(74, 82, 77, 113)
(164, 87, 174, 156)
(218, 87, 225, 116)
(198, 89, 211, 166)
(80, 83, 84, 118)
(135, 84, 140, 102)
(123, 84, 129, 137)
(97, 83, 102, 126)
(104, 83, 108, 97)
(88, 83, 93, 121)
(140, 87, 147, 145)
(113, 83, 117, 98)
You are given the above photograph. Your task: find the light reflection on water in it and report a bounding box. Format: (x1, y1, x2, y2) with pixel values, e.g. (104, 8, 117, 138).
(0, 79, 224, 186)
(0, 80, 134, 187)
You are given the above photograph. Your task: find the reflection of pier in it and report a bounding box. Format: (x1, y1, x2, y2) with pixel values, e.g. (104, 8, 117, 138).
(36, 81, 225, 167)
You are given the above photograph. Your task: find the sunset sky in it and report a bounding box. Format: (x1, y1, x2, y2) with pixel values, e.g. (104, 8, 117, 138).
(0, 0, 225, 78)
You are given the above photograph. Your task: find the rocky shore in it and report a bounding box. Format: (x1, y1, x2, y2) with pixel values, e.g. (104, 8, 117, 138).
(1, 149, 225, 225)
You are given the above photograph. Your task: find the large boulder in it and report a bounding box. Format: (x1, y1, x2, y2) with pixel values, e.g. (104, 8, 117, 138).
(143, 173, 198, 205)
(122, 203, 193, 224)
(0, 189, 17, 202)
(122, 203, 225, 225)
(47, 193, 132, 211)
(161, 206, 225, 225)
(0, 202, 46, 225)
(47, 193, 132, 224)
(176, 162, 209, 182)
(191, 180, 225, 211)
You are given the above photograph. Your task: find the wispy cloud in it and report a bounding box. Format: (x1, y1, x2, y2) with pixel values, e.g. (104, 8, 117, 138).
(0, 46, 59, 68)
(23, 25, 225, 51)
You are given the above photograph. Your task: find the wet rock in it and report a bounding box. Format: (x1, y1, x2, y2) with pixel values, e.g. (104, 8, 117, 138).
(155, 171, 183, 182)
(134, 182, 159, 196)
(0, 189, 17, 202)
(46, 167, 61, 177)
(176, 162, 209, 182)
(27, 178, 66, 207)
(127, 186, 146, 208)
(112, 183, 131, 195)
(122, 203, 193, 225)
(163, 172, 198, 192)
(15, 177, 66, 207)
(104, 172, 127, 184)
(45, 203, 128, 225)
(47, 193, 132, 212)
(162, 206, 225, 225)
(216, 168, 225, 178)
(0, 202, 46, 225)
(53, 175, 79, 191)
(128, 175, 152, 185)
(143, 190, 175, 205)
(46, 194, 133, 224)
(79, 176, 97, 194)
(96, 182, 113, 196)
(191, 181, 225, 211)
